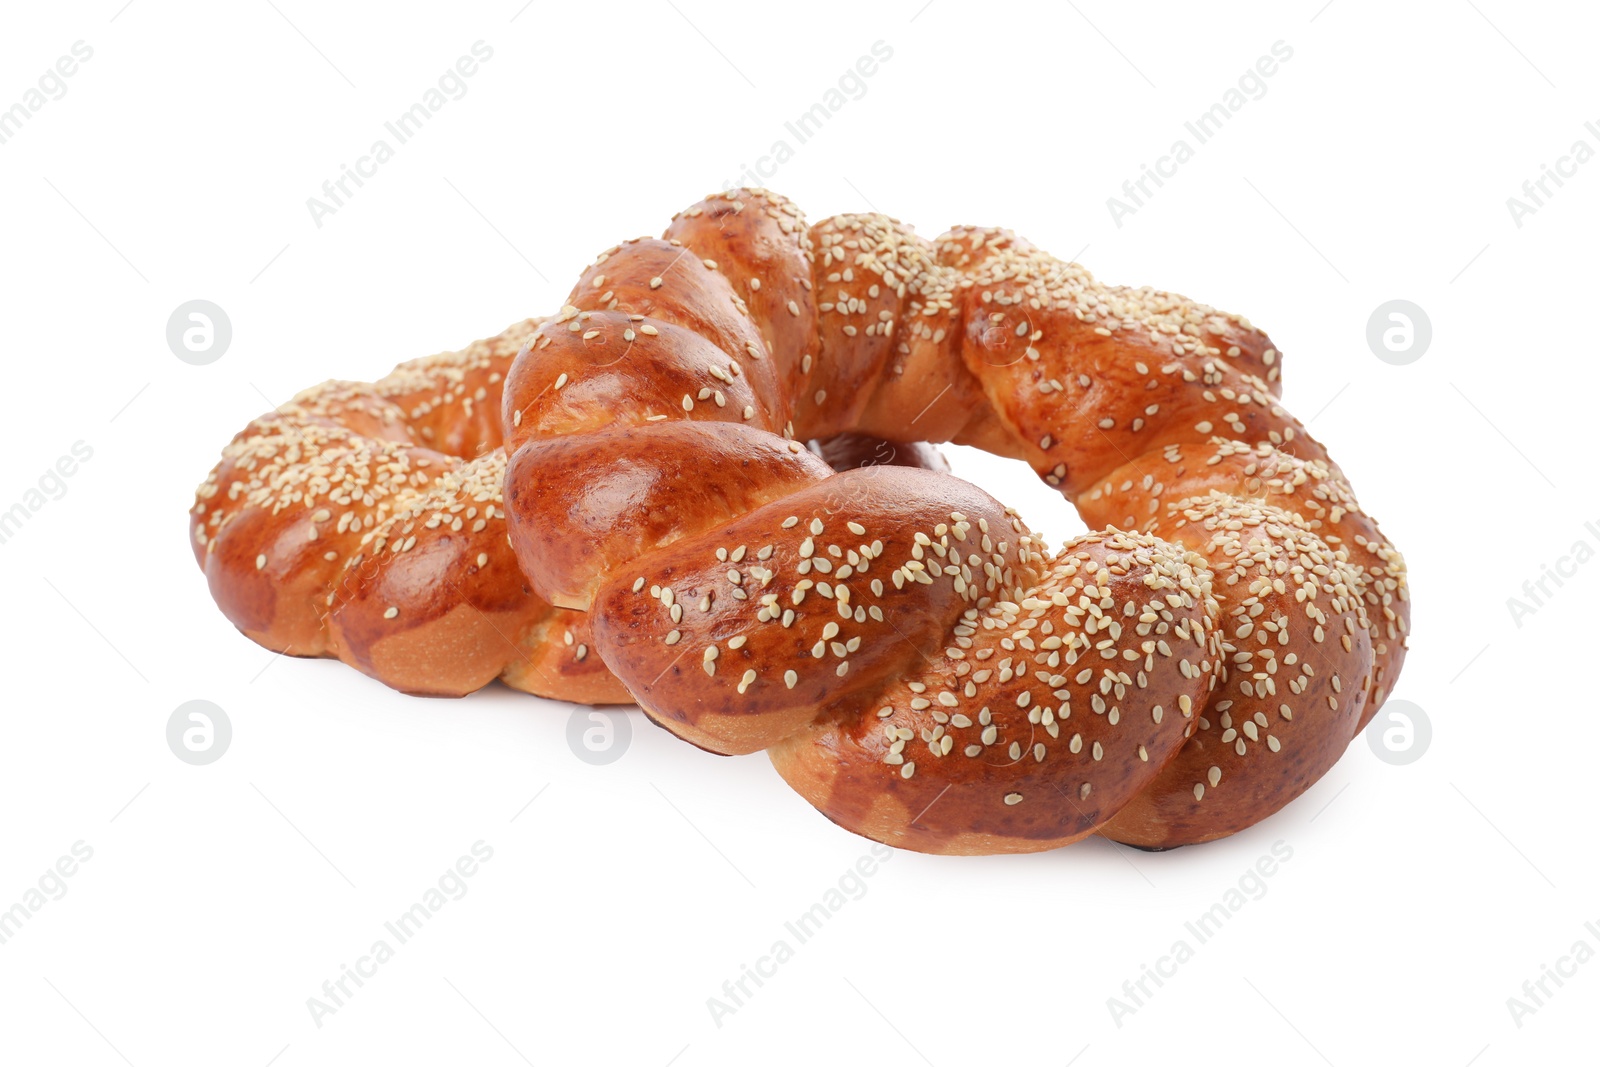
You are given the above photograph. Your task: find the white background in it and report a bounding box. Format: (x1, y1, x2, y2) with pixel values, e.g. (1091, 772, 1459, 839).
(1, 1, 1595, 1064)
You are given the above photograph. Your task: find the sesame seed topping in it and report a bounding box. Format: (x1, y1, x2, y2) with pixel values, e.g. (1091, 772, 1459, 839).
(195, 195, 1406, 858)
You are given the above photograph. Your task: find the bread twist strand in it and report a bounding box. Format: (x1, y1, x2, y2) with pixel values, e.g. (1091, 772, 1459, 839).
(502, 189, 1408, 853)
(190, 320, 630, 703)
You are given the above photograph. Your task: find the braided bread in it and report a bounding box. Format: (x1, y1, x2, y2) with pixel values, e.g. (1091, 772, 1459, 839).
(502, 189, 1409, 854)
(190, 322, 945, 704)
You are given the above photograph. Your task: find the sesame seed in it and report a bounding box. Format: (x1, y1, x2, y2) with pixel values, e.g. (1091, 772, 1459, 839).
(203, 197, 1407, 844)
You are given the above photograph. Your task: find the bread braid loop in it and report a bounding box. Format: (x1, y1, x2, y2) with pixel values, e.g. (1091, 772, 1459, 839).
(503, 189, 1408, 853)
(191, 314, 946, 705)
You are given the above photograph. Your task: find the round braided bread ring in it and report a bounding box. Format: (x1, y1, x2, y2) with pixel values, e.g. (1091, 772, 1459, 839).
(189, 319, 945, 704)
(503, 189, 1409, 854)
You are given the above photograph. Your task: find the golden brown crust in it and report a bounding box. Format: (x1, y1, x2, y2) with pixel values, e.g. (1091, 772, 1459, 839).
(190, 320, 633, 702)
(501, 188, 1410, 853)
(506, 422, 832, 612)
(191, 314, 950, 704)
(1079, 439, 1408, 721)
(588, 467, 1045, 756)
(1095, 497, 1373, 846)
(193, 186, 1410, 855)
(766, 527, 1221, 855)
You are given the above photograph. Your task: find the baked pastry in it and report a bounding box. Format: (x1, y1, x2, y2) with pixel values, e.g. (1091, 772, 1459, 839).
(501, 189, 1408, 852)
(190, 321, 944, 704)
(192, 188, 1408, 854)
